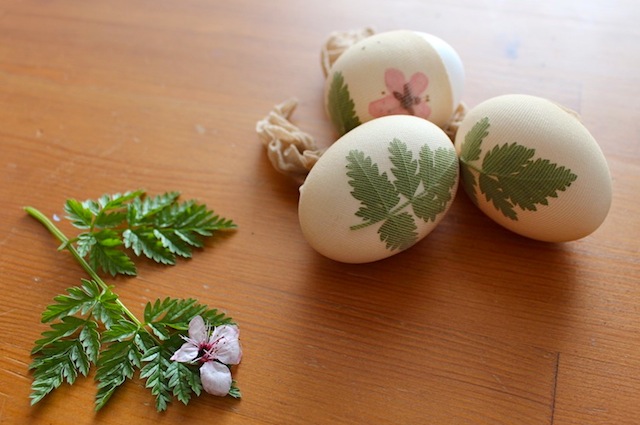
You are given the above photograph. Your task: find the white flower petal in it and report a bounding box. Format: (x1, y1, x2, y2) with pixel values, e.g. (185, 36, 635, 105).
(170, 342, 199, 362)
(200, 361, 232, 396)
(188, 315, 208, 343)
(209, 325, 242, 365)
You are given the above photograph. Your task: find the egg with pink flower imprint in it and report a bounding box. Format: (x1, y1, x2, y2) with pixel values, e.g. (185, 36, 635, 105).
(324, 30, 465, 136)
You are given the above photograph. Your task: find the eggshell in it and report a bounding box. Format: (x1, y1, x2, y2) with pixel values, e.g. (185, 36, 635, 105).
(299, 115, 459, 263)
(324, 30, 465, 136)
(454, 94, 612, 242)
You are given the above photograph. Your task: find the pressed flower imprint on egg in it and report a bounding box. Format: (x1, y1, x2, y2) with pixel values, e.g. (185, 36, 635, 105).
(346, 139, 458, 251)
(459, 117, 578, 220)
(368, 68, 432, 120)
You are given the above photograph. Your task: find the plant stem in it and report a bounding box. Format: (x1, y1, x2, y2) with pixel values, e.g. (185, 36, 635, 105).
(24, 206, 143, 328)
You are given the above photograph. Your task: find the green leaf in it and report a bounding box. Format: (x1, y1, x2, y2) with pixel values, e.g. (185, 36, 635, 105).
(82, 199, 102, 216)
(94, 211, 127, 229)
(75, 233, 97, 257)
(122, 228, 176, 265)
(412, 146, 458, 222)
(28, 192, 241, 412)
(458, 117, 490, 205)
(144, 298, 200, 324)
(93, 286, 125, 328)
(389, 139, 420, 199)
(32, 316, 88, 354)
(140, 345, 173, 411)
(89, 229, 136, 276)
(228, 381, 242, 398)
(200, 308, 236, 327)
(138, 300, 236, 411)
(458, 117, 578, 220)
(79, 320, 101, 364)
(480, 142, 577, 220)
(94, 321, 147, 411)
(40, 279, 102, 324)
(29, 318, 99, 405)
(144, 298, 234, 340)
(97, 191, 145, 212)
(66, 191, 235, 276)
(327, 71, 362, 135)
(166, 361, 202, 405)
(479, 173, 517, 220)
(124, 199, 236, 264)
(156, 201, 236, 239)
(101, 319, 141, 343)
(347, 139, 458, 252)
(153, 229, 193, 258)
(64, 199, 93, 229)
(378, 211, 418, 251)
(29, 340, 90, 405)
(346, 149, 400, 226)
(460, 117, 489, 163)
(127, 192, 180, 226)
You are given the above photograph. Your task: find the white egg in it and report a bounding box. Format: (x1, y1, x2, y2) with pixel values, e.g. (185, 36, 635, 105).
(324, 30, 465, 136)
(299, 115, 459, 263)
(454, 94, 612, 242)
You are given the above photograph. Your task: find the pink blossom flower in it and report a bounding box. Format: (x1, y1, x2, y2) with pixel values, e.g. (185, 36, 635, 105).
(171, 315, 242, 396)
(368, 68, 431, 119)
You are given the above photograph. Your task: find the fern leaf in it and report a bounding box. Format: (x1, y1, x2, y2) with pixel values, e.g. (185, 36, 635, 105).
(413, 146, 458, 222)
(143, 298, 231, 339)
(378, 212, 418, 251)
(228, 381, 242, 398)
(459, 117, 490, 205)
(480, 142, 577, 220)
(64, 199, 93, 229)
(460, 117, 489, 163)
(122, 228, 176, 265)
(32, 316, 88, 354)
(166, 361, 201, 405)
(29, 318, 99, 404)
(29, 340, 90, 405)
(327, 71, 361, 135)
(93, 211, 127, 229)
(153, 229, 192, 258)
(40, 279, 101, 323)
(75, 233, 97, 258)
(94, 321, 147, 411)
(89, 229, 136, 276)
(67, 191, 234, 276)
(127, 191, 180, 226)
(140, 345, 173, 411)
(347, 149, 400, 226)
(479, 173, 518, 220)
(389, 139, 420, 199)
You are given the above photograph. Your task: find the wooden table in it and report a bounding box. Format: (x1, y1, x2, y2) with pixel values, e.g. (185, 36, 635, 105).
(1, 1, 639, 424)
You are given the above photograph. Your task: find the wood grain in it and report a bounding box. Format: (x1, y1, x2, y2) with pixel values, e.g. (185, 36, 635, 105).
(1, 0, 639, 424)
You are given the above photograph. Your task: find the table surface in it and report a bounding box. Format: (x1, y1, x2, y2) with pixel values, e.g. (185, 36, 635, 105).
(1, 1, 639, 424)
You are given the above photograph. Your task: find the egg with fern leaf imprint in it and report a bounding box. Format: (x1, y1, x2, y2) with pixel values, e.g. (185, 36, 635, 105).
(298, 115, 459, 263)
(454, 94, 612, 242)
(324, 30, 465, 136)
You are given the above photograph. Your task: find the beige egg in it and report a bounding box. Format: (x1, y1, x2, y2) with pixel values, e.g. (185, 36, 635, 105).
(324, 30, 465, 136)
(299, 115, 459, 263)
(454, 94, 612, 242)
